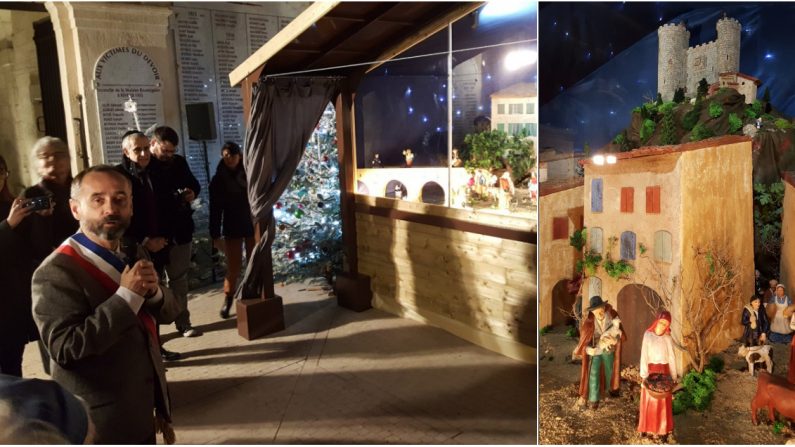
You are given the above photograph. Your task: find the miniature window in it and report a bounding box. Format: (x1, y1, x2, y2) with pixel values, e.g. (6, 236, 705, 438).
(421, 181, 445, 205)
(385, 180, 408, 200)
(620, 231, 636, 260)
(509, 104, 523, 114)
(526, 123, 538, 136)
(356, 180, 370, 195)
(526, 102, 534, 114)
(620, 187, 634, 213)
(591, 178, 603, 212)
(654, 230, 672, 263)
(589, 276, 602, 300)
(646, 185, 661, 213)
(590, 227, 603, 254)
(498, 104, 506, 115)
(552, 216, 568, 240)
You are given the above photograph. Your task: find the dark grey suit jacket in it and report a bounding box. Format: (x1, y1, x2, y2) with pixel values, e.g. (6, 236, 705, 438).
(31, 246, 181, 444)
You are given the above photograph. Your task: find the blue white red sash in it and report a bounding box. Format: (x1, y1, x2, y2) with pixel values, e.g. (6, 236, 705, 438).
(56, 233, 158, 344)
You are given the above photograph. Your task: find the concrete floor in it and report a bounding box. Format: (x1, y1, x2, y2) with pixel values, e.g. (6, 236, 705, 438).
(23, 281, 536, 444)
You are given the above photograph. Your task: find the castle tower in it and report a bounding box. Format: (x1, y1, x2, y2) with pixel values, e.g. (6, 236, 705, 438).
(658, 22, 690, 101)
(716, 15, 741, 75)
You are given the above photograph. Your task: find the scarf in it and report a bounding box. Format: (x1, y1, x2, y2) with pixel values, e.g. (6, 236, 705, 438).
(55, 233, 157, 344)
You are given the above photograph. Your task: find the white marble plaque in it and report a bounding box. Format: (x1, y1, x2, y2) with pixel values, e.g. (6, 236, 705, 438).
(94, 47, 165, 164)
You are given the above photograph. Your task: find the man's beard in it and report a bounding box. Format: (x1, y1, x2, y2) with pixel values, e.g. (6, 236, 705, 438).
(86, 214, 130, 241)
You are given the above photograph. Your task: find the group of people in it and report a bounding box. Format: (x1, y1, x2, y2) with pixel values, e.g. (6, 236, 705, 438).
(743, 273, 795, 383)
(0, 128, 256, 443)
(573, 296, 678, 442)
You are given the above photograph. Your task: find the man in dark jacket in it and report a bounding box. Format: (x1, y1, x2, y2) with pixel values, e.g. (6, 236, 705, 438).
(150, 126, 202, 339)
(15, 137, 79, 374)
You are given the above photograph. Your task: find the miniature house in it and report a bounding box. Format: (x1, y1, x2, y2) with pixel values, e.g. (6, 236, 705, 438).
(581, 135, 754, 372)
(539, 150, 585, 182)
(718, 72, 761, 104)
(538, 177, 584, 328)
(490, 82, 537, 153)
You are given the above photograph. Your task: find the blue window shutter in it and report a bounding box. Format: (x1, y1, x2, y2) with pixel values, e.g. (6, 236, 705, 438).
(621, 231, 636, 260)
(591, 179, 603, 212)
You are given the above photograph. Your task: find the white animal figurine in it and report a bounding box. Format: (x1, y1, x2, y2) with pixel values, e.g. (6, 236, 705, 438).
(738, 344, 773, 376)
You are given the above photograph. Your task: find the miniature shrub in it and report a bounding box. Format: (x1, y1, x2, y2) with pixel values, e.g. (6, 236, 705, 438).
(773, 421, 786, 435)
(660, 107, 677, 145)
(672, 392, 690, 415)
(539, 325, 552, 336)
(673, 88, 685, 103)
(569, 227, 587, 251)
(690, 123, 714, 141)
(728, 113, 743, 134)
(682, 103, 702, 130)
(775, 118, 792, 130)
(602, 259, 635, 279)
(682, 368, 718, 412)
(752, 99, 763, 116)
(565, 325, 578, 338)
(576, 251, 603, 276)
(745, 107, 758, 120)
(613, 133, 625, 146)
(640, 118, 656, 143)
(632, 106, 642, 114)
(706, 355, 725, 373)
(708, 102, 723, 118)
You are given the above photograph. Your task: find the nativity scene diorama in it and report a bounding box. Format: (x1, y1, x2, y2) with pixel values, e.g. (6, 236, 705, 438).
(538, 3, 795, 444)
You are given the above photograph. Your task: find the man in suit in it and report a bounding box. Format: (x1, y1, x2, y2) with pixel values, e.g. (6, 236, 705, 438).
(31, 165, 181, 444)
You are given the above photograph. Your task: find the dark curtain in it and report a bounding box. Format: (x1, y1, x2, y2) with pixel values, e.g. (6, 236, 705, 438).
(239, 76, 341, 299)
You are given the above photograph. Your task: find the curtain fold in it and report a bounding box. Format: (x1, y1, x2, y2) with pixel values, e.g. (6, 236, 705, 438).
(238, 76, 341, 299)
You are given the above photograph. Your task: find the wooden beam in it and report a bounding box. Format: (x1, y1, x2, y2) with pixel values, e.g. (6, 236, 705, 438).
(335, 82, 358, 274)
(230, 1, 340, 86)
(365, 2, 484, 74)
(306, 2, 400, 70)
(241, 65, 264, 129)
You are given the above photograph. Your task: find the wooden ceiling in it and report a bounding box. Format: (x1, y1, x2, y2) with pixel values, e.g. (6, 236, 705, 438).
(230, 1, 483, 86)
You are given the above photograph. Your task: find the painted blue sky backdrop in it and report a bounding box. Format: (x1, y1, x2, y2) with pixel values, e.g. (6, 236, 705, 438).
(540, 3, 795, 151)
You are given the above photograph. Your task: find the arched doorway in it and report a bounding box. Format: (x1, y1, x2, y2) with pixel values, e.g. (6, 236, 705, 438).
(551, 279, 576, 327)
(617, 284, 663, 366)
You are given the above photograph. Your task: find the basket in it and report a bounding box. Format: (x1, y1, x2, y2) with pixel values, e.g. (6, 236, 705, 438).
(643, 373, 674, 399)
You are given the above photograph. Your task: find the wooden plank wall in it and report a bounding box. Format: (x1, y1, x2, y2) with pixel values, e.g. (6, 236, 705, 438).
(355, 197, 536, 363)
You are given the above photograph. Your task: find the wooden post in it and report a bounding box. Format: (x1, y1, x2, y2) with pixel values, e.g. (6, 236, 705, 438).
(334, 79, 372, 312)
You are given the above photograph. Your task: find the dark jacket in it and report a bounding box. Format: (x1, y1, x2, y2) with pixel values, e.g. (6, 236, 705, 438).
(17, 179, 79, 267)
(149, 155, 200, 245)
(0, 201, 39, 345)
(742, 304, 770, 346)
(116, 157, 170, 244)
(209, 161, 254, 239)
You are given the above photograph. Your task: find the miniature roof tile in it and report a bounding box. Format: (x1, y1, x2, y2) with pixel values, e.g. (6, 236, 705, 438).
(579, 135, 752, 167)
(490, 82, 536, 98)
(719, 71, 762, 85)
(539, 177, 584, 196)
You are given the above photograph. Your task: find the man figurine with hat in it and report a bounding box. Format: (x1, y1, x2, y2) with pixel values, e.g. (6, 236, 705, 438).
(573, 295, 626, 409)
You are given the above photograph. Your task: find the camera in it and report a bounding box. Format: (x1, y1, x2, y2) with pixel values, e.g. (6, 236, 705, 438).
(23, 196, 52, 211)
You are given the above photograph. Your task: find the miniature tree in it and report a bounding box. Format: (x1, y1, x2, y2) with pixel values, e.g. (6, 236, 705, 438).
(682, 102, 702, 131)
(640, 118, 656, 144)
(728, 113, 743, 134)
(697, 78, 709, 100)
(656, 92, 664, 106)
(673, 87, 686, 104)
(763, 87, 771, 103)
(690, 123, 714, 141)
(753, 181, 784, 273)
(708, 102, 723, 119)
(640, 243, 742, 373)
(661, 105, 678, 145)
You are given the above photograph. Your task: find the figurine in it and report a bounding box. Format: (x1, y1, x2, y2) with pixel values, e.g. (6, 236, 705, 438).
(767, 284, 793, 343)
(637, 310, 678, 440)
(402, 148, 414, 167)
(573, 295, 626, 410)
(371, 153, 383, 168)
(451, 148, 463, 167)
(743, 295, 770, 347)
(497, 171, 515, 210)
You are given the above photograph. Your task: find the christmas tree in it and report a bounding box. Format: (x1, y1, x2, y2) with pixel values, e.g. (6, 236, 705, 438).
(272, 104, 343, 284)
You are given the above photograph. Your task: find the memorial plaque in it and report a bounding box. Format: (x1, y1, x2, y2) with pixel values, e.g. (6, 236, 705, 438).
(94, 47, 165, 164)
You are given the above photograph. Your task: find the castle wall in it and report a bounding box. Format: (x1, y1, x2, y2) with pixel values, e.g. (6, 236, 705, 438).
(686, 41, 718, 95)
(657, 23, 689, 101)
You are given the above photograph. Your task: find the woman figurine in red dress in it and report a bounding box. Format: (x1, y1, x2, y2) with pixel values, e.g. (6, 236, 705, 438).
(638, 310, 678, 441)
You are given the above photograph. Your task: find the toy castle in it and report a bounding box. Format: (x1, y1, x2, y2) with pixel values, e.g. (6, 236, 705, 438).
(657, 14, 741, 100)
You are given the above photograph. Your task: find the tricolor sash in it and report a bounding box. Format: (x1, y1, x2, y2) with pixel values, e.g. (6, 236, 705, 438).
(56, 233, 158, 345)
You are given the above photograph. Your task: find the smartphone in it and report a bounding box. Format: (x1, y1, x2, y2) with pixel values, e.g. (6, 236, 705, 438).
(23, 196, 51, 211)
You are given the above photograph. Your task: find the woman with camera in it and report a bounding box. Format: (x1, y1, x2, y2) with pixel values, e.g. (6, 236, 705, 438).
(209, 142, 255, 319)
(0, 155, 40, 376)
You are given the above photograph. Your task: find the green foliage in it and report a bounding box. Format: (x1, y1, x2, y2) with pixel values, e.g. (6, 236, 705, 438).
(673, 87, 685, 103)
(540, 325, 552, 336)
(569, 227, 587, 251)
(603, 258, 635, 279)
(576, 251, 603, 276)
(659, 101, 675, 114)
(675, 369, 718, 414)
(690, 122, 714, 142)
(632, 106, 642, 114)
(565, 325, 578, 338)
(614, 131, 632, 152)
(754, 181, 785, 257)
(706, 355, 725, 373)
(463, 128, 535, 182)
(583, 142, 591, 156)
(708, 102, 723, 119)
(640, 102, 659, 121)
(640, 118, 656, 143)
(775, 118, 792, 130)
(697, 78, 709, 99)
(682, 102, 702, 131)
(752, 99, 763, 116)
(639, 243, 647, 255)
(613, 133, 625, 146)
(773, 421, 786, 435)
(656, 93, 663, 106)
(728, 113, 743, 134)
(745, 107, 758, 120)
(763, 87, 771, 103)
(660, 105, 677, 145)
